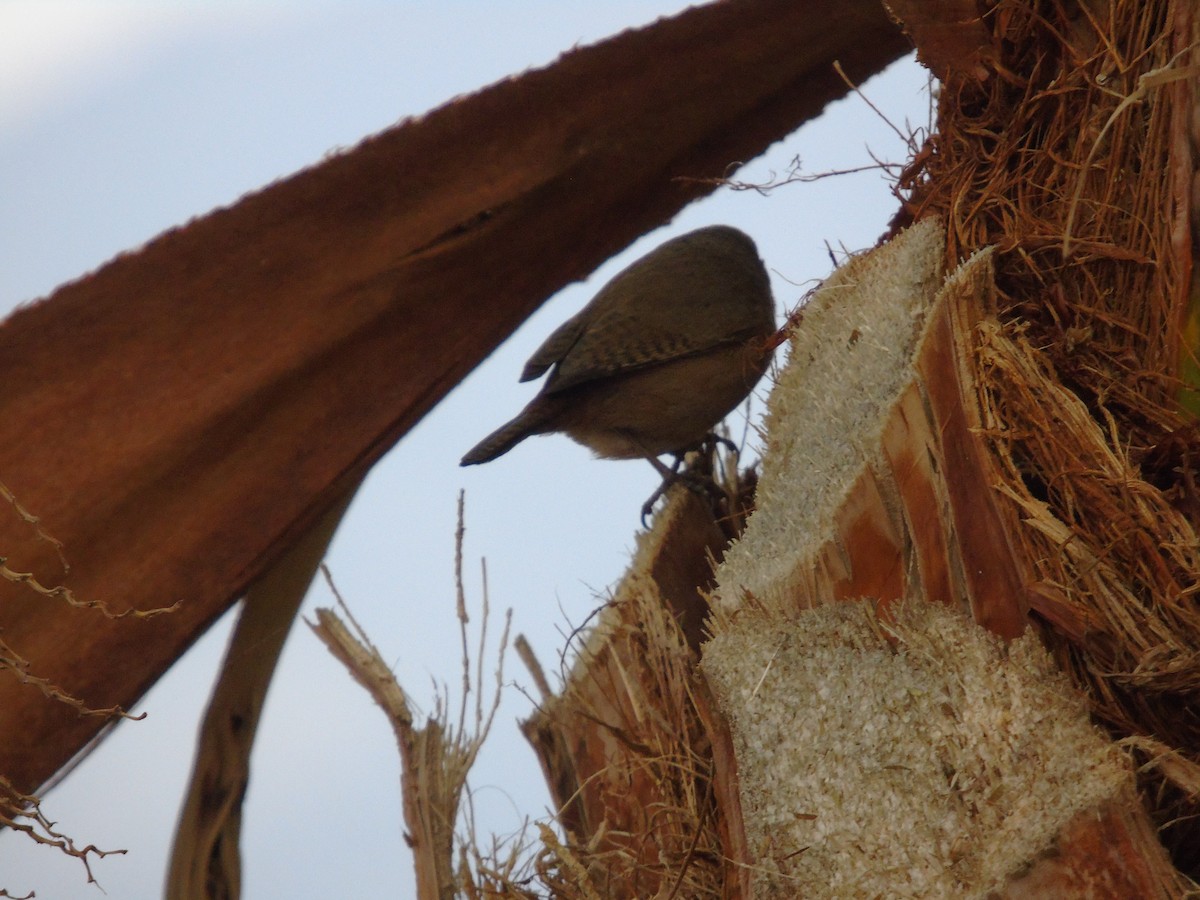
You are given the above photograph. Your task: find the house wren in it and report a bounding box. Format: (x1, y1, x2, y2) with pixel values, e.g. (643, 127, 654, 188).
(460, 225, 775, 468)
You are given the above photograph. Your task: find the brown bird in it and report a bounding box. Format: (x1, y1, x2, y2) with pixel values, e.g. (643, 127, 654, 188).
(460, 225, 775, 473)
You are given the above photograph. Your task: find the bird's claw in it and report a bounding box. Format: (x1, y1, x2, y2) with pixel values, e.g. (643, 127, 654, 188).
(640, 463, 728, 527)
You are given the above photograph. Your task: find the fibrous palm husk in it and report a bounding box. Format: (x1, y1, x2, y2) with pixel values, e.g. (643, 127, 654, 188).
(893, 0, 1200, 872)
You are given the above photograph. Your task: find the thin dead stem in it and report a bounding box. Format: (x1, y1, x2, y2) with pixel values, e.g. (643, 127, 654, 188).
(310, 494, 514, 899)
(0, 775, 125, 891)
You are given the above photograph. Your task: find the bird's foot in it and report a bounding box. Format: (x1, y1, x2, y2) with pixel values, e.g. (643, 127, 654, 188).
(641, 454, 684, 525)
(640, 455, 728, 526)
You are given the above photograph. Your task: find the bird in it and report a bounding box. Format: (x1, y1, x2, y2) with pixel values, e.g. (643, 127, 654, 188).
(460, 224, 776, 481)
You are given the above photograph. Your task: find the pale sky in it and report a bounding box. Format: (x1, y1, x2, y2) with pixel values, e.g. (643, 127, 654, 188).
(0, 3, 925, 896)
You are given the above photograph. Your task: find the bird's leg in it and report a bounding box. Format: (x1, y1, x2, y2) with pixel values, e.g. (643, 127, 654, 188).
(646, 453, 682, 480)
(640, 452, 686, 525)
(706, 431, 739, 456)
(639, 432, 749, 524)
(639, 435, 742, 524)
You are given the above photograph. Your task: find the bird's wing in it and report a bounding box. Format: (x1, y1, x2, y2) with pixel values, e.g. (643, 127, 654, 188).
(523, 225, 774, 392)
(519, 308, 589, 382)
(544, 311, 752, 394)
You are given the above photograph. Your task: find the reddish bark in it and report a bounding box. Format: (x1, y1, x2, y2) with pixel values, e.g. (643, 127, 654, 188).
(0, 0, 908, 792)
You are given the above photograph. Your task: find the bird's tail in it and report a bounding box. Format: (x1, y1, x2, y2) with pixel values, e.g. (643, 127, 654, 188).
(459, 400, 554, 466)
